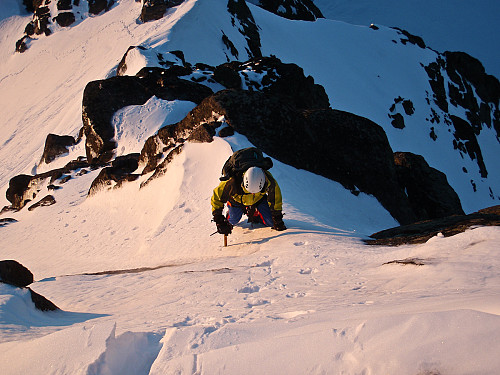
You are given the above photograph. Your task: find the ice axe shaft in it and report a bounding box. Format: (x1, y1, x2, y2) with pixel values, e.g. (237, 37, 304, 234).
(224, 234, 228, 247)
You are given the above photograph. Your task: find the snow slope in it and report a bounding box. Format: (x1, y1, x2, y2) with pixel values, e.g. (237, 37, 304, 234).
(313, 0, 500, 80)
(1, 0, 500, 374)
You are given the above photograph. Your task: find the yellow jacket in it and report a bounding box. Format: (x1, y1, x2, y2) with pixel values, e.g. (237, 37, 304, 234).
(211, 171, 283, 215)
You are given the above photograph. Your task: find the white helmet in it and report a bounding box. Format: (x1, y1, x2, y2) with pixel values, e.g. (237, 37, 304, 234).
(243, 167, 266, 193)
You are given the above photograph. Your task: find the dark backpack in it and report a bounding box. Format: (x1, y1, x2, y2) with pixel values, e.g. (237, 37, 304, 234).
(220, 147, 273, 181)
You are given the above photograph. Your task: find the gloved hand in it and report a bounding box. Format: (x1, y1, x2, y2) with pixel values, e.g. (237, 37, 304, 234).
(271, 211, 287, 231)
(213, 213, 233, 235)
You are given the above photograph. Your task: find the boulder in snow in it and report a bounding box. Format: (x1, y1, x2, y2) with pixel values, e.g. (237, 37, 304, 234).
(88, 153, 141, 195)
(28, 195, 57, 211)
(246, 0, 323, 21)
(0, 260, 34, 288)
(366, 205, 500, 246)
(140, 0, 184, 22)
(40, 134, 76, 164)
(394, 151, 465, 221)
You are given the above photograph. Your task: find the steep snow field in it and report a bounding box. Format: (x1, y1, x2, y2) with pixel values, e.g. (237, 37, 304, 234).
(1, 0, 500, 374)
(314, 0, 500, 80)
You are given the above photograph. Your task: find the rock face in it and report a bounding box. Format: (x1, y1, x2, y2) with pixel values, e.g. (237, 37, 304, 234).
(0, 260, 59, 311)
(40, 134, 77, 164)
(28, 195, 57, 211)
(424, 51, 500, 180)
(82, 70, 213, 164)
(140, 0, 184, 22)
(29, 288, 59, 311)
(6, 174, 35, 210)
(0, 260, 34, 287)
(82, 76, 153, 164)
(366, 205, 500, 246)
(247, 0, 323, 21)
(16, 0, 115, 52)
(394, 152, 465, 221)
(5, 159, 89, 210)
(227, 0, 262, 59)
(213, 56, 330, 109)
(184, 89, 416, 224)
(88, 154, 141, 195)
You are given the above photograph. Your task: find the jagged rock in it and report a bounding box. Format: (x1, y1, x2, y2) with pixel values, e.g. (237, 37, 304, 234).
(6, 174, 34, 210)
(394, 152, 464, 221)
(423, 52, 500, 179)
(89, 0, 114, 15)
(0, 260, 34, 287)
(365, 205, 500, 246)
(393, 27, 426, 48)
(57, 0, 73, 11)
(82, 76, 152, 164)
(213, 56, 330, 110)
(40, 134, 76, 164)
(141, 88, 415, 224)
(136, 67, 213, 103)
(0, 218, 18, 227)
(88, 153, 141, 195)
(17, 0, 115, 52)
(5, 159, 90, 210)
(54, 11, 76, 27)
(82, 71, 213, 164)
(209, 90, 416, 224)
(227, 0, 262, 59)
(15, 35, 30, 53)
(450, 115, 487, 178)
(140, 0, 184, 22)
(247, 0, 323, 21)
(213, 62, 242, 89)
(33, 5, 51, 36)
(28, 195, 56, 211)
(117, 47, 188, 76)
(141, 145, 184, 187)
(28, 288, 59, 311)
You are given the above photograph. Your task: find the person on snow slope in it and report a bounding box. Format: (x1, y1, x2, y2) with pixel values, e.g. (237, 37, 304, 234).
(211, 164, 287, 235)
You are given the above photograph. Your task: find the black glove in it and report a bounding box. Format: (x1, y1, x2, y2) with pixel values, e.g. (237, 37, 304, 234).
(271, 211, 287, 231)
(213, 213, 232, 235)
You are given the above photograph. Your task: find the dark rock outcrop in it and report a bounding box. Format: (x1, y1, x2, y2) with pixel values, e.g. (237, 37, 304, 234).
(29, 288, 59, 311)
(0, 260, 34, 287)
(54, 11, 76, 27)
(88, 153, 140, 195)
(5, 158, 89, 210)
(136, 67, 213, 103)
(423, 52, 500, 179)
(82, 71, 213, 164)
(28, 195, 57, 211)
(140, 0, 184, 22)
(0, 218, 18, 227)
(6, 174, 34, 210)
(394, 152, 464, 221)
(366, 205, 500, 246)
(16, 0, 115, 52)
(227, 0, 262, 59)
(139, 88, 416, 224)
(88, 0, 115, 15)
(248, 0, 323, 21)
(202, 90, 416, 224)
(213, 56, 330, 110)
(40, 134, 76, 164)
(82, 76, 152, 164)
(0, 260, 59, 311)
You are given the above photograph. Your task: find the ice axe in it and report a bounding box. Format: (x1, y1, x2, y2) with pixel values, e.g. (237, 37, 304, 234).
(210, 231, 228, 247)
